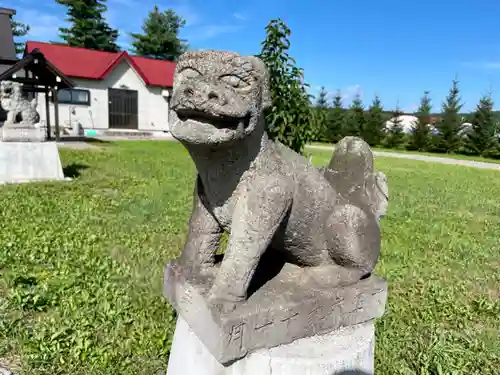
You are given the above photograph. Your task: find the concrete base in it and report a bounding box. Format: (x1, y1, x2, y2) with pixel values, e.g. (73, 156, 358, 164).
(0, 142, 65, 184)
(167, 316, 374, 375)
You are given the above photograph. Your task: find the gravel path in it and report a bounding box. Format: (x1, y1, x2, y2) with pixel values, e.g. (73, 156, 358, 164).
(307, 145, 500, 171)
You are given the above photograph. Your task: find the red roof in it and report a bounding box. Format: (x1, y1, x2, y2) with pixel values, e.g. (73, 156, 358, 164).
(26, 41, 176, 88)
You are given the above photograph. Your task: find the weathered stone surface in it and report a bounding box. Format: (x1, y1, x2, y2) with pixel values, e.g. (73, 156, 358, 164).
(164, 50, 389, 365)
(321, 136, 389, 220)
(1, 125, 45, 142)
(0, 81, 39, 127)
(0, 142, 65, 183)
(167, 316, 376, 375)
(167, 50, 389, 314)
(164, 260, 387, 365)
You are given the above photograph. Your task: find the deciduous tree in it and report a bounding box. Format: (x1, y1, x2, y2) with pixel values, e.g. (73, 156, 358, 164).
(56, 0, 120, 52)
(130, 6, 188, 61)
(259, 19, 316, 154)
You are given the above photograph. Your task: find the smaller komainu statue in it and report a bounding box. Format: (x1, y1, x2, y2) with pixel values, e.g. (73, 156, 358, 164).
(0, 80, 39, 127)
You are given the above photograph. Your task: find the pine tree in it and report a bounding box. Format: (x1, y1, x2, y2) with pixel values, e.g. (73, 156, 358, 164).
(130, 6, 188, 61)
(10, 16, 30, 55)
(315, 86, 329, 108)
(408, 91, 432, 151)
(464, 94, 500, 158)
(56, 0, 120, 52)
(323, 90, 344, 143)
(259, 19, 315, 154)
(314, 86, 329, 141)
(433, 79, 463, 153)
(385, 106, 405, 148)
(362, 95, 384, 146)
(343, 93, 364, 137)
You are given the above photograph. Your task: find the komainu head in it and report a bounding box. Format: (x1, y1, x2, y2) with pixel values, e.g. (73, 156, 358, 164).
(169, 50, 272, 146)
(0, 81, 21, 100)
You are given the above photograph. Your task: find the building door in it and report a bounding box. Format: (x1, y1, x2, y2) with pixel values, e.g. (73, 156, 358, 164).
(108, 88, 138, 129)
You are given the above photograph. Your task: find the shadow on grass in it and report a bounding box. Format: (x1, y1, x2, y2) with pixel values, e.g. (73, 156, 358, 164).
(63, 163, 89, 178)
(60, 136, 112, 144)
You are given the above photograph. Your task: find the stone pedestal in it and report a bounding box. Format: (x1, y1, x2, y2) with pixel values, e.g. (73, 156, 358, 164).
(164, 261, 387, 374)
(0, 141, 65, 184)
(1, 125, 46, 142)
(167, 316, 375, 375)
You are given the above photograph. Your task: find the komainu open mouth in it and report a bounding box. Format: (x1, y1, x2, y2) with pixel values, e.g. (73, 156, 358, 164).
(176, 108, 246, 129)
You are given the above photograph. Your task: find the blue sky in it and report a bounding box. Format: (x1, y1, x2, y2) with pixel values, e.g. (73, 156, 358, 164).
(5, 0, 500, 112)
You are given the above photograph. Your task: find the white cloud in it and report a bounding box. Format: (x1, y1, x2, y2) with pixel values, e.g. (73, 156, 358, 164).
(341, 84, 363, 103)
(14, 8, 64, 41)
(232, 12, 246, 21)
(462, 61, 500, 70)
(186, 24, 243, 41)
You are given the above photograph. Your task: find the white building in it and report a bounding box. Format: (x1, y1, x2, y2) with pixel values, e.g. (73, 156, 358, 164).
(25, 41, 177, 136)
(385, 114, 440, 134)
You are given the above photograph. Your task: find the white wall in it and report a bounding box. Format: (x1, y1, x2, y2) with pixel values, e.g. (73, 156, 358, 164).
(36, 60, 171, 133)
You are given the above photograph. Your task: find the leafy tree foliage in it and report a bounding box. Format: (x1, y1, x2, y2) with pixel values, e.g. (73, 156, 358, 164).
(10, 16, 30, 55)
(433, 79, 463, 153)
(385, 106, 405, 148)
(464, 94, 500, 158)
(130, 6, 188, 61)
(343, 93, 365, 137)
(408, 91, 432, 151)
(259, 19, 316, 154)
(56, 0, 120, 52)
(362, 95, 385, 146)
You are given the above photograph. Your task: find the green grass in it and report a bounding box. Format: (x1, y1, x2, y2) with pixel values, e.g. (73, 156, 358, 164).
(1, 141, 499, 374)
(309, 141, 500, 165)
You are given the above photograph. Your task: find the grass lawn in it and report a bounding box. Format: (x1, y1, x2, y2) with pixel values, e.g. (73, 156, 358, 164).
(309, 141, 500, 165)
(1, 141, 499, 375)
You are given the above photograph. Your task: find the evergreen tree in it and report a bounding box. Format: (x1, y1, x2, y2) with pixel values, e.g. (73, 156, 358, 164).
(259, 19, 315, 154)
(408, 91, 432, 151)
(56, 0, 120, 52)
(464, 94, 500, 158)
(10, 16, 30, 55)
(362, 95, 384, 146)
(314, 86, 329, 141)
(323, 90, 344, 143)
(315, 86, 329, 108)
(385, 106, 405, 148)
(433, 79, 464, 153)
(130, 6, 188, 61)
(343, 93, 364, 137)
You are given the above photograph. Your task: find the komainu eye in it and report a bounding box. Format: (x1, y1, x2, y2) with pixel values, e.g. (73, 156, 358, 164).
(220, 74, 248, 88)
(178, 67, 201, 80)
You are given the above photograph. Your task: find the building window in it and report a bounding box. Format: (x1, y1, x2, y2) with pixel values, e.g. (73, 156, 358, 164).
(54, 89, 91, 105)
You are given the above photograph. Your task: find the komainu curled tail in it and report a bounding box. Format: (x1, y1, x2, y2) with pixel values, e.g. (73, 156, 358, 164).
(321, 136, 389, 220)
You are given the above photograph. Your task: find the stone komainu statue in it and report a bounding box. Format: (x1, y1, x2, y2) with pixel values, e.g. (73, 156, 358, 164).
(168, 51, 389, 312)
(0, 80, 39, 126)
